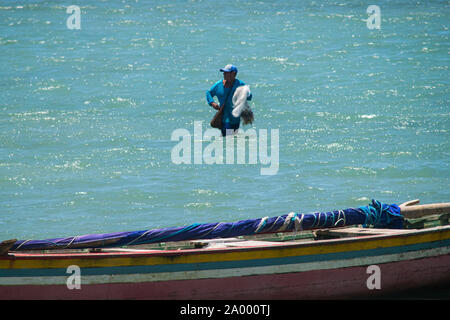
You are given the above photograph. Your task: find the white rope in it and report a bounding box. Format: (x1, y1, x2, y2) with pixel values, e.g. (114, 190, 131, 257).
(334, 210, 346, 226)
(66, 236, 78, 248)
(14, 239, 31, 251)
(277, 212, 295, 232)
(255, 216, 269, 233)
(125, 229, 152, 246)
(198, 222, 222, 238)
(294, 214, 304, 231)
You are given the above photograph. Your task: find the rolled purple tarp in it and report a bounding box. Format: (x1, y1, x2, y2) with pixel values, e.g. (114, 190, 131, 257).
(10, 199, 402, 251)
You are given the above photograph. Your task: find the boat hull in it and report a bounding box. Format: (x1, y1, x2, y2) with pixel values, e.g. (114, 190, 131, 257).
(1, 254, 449, 300)
(1, 226, 449, 300)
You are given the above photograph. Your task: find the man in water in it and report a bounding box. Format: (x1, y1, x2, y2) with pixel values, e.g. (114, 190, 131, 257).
(206, 64, 252, 136)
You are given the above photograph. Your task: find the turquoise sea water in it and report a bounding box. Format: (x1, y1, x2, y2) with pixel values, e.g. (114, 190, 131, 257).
(1, 0, 449, 240)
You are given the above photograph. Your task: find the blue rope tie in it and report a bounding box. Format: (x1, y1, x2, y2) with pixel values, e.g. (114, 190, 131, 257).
(360, 199, 403, 228)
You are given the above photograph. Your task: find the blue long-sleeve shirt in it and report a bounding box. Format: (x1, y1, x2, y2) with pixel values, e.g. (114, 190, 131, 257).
(206, 79, 252, 125)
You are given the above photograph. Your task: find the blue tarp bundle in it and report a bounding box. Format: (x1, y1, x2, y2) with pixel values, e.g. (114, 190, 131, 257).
(10, 199, 403, 251)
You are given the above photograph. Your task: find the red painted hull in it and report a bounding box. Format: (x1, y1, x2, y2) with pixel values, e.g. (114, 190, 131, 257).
(3, 254, 449, 300)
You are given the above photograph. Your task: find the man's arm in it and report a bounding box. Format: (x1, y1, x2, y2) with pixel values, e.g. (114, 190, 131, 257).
(206, 82, 220, 110)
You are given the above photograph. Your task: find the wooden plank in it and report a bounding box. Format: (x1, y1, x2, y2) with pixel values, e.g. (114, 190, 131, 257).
(400, 202, 450, 219)
(219, 240, 283, 247)
(191, 238, 285, 249)
(93, 248, 163, 253)
(190, 238, 241, 245)
(315, 227, 415, 239)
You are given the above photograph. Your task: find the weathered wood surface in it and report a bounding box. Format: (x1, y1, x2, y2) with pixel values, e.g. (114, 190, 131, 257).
(400, 200, 450, 219)
(0, 239, 17, 256)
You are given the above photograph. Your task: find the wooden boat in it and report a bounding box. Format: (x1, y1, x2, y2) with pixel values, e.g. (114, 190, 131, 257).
(0, 199, 449, 300)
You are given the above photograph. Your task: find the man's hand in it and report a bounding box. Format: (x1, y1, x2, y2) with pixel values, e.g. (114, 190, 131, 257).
(210, 102, 220, 110)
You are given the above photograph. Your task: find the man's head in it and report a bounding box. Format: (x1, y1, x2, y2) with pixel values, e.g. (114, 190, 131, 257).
(220, 64, 238, 82)
(220, 64, 238, 74)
